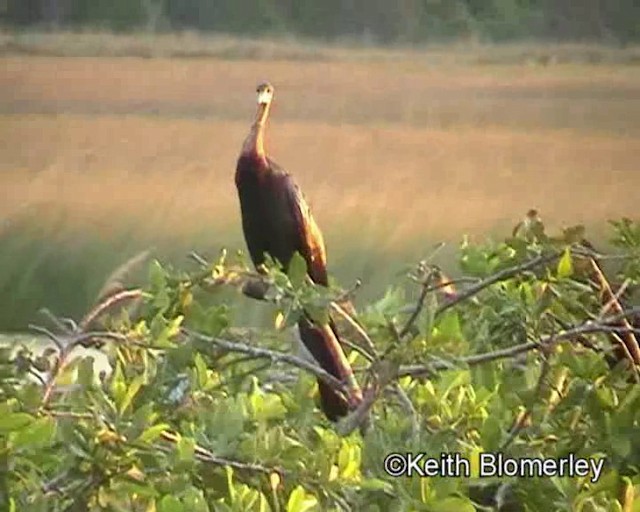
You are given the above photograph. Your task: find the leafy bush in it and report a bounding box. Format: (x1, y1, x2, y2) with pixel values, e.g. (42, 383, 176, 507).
(1, 216, 640, 511)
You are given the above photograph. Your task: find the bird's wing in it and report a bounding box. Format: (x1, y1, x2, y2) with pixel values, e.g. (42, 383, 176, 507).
(279, 172, 329, 286)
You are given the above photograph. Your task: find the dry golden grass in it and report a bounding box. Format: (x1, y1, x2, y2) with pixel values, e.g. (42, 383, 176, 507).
(2, 30, 639, 65)
(1, 51, 639, 255)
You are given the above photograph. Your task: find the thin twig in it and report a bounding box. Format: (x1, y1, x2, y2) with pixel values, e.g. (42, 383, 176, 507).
(587, 258, 640, 365)
(158, 430, 283, 476)
(336, 386, 378, 436)
(28, 368, 47, 386)
(399, 268, 437, 339)
(39, 409, 95, 420)
(35, 328, 132, 407)
(78, 288, 144, 332)
(406, 276, 474, 288)
(189, 251, 210, 267)
(338, 338, 375, 362)
(435, 251, 562, 318)
(335, 279, 362, 304)
(184, 329, 350, 399)
(28, 324, 64, 351)
(392, 384, 421, 440)
(500, 349, 553, 451)
(42, 470, 72, 495)
(598, 278, 631, 320)
(38, 308, 74, 335)
(330, 302, 377, 358)
(399, 307, 640, 378)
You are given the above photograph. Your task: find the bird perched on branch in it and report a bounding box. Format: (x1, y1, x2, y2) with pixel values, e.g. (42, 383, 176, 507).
(511, 208, 546, 242)
(235, 82, 363, 421)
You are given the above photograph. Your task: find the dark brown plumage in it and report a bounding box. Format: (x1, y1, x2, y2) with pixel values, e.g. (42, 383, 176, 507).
(235, 82, 363, 420)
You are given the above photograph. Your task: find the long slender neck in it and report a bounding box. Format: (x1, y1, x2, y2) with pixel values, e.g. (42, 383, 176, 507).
(241, 101, 271, 158)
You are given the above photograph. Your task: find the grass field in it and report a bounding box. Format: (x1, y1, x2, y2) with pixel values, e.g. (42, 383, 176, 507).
(1, 32, 639, 330)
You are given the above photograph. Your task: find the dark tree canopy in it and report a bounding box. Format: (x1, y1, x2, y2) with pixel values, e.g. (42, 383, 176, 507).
(2, 0, 638, 44)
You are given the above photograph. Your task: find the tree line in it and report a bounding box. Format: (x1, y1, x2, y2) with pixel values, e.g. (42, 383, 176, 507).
(2, 0, 638, 44)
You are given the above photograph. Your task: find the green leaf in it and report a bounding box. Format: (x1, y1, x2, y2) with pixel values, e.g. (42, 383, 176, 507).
(110, 361, 126, 407)
(11, 416, 56, 449)
(251, 393, 287, 422)
(286, 485, 318, 512)
(0, 413, 34, 434)
(429, 497, 476, 512)
(337, 442, 361, 479)
(177, 436, 195, 464)
(77, 356, 95, 388)
(438, 370, 469, 400)
(305, 304, 329, 326)
(611, 434, 631, 458)
(183, 487, 210, 512)
(118, 374, 145, 415)
(435, 311, 463, 340)
(557, 247, 574, 278)
(137, 423, 170, 443)
(151, 315, 184, 348)
(194, 352, 211, 390)
(288, 252, 308, 289)
(359, 478, 394, 493)
(149, 260, 168, 291)
(158, 495, 184, 512)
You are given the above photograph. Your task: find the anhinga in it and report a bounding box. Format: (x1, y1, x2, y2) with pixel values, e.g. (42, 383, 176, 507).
(235, 82, 363, 421)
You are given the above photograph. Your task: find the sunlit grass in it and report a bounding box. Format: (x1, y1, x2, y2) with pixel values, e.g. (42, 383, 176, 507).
(0, 48, 638, 330)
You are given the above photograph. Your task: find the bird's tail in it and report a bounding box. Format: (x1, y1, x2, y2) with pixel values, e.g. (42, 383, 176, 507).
(297, 315, 363, 421)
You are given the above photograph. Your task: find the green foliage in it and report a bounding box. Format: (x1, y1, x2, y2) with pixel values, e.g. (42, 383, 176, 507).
(2, 0, 638, 43)
(2, 217, 640, 510)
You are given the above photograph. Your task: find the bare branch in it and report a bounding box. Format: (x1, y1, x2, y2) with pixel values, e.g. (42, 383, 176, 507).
(78, 288, 145, 333)
(435, 251, 562, 318)
(158, 430, 283, 476)
(330, 302, 377, 358)
(598, 278, 632, 320)
(37, 308, 75, 335)
(189, 251, 210, 267)
(32, 326, 134, 408)
(500, 349, 553, 451)
(28, 324, 65, 351)
(39, 409, 95, 420)
(335, 279, 362, 304)
(392, 383, 421, 440)
(399, 267, 437, 338)
(399, 307, 640, 378)
(587, 257, 640, 364)
(183, 329, 350, 399)
(336, 386, 377, 436)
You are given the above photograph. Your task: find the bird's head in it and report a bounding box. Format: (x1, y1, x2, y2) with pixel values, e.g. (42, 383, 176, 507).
(256, 82, 274, 106)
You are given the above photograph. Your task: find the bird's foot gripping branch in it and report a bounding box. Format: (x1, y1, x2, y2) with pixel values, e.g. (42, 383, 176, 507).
(3, 216, 640, 510)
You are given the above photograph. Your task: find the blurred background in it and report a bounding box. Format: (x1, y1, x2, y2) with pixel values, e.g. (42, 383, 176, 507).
(0, 0, 639, 331)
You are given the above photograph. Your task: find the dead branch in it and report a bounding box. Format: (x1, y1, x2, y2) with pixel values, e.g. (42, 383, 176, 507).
(78, 288, 145, 333)
(31, 326, 132, 408)
(587, 257, 640, 365)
